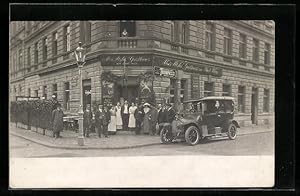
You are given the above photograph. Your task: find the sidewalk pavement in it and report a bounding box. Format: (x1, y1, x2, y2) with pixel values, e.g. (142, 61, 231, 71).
(9, 123, 274, 150)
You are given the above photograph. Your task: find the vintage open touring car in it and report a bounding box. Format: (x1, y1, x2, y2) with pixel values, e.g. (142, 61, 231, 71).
(160, 96, 240, 145)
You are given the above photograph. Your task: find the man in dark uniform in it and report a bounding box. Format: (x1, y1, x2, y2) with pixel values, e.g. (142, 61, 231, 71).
(134, 103, 144, 135)
(83, 104, 92, 137)
(166, 103, 176, 133)
(157, 104, 167, 135)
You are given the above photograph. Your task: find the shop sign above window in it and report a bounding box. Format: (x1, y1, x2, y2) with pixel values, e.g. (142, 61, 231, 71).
(154, 66, 176, 78)
(154, 56, 222, 77)
(101, 54, 152, 66)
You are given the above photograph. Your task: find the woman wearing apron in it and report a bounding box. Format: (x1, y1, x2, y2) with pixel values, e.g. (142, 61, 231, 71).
(115, 102, 123, 131)
(108, 104, 117, 135)
(128, 102, 137, 132)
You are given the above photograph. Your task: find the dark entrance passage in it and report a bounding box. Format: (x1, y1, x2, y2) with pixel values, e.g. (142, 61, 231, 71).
(251, 87, 258, 125)
(114, 76, 139, 105)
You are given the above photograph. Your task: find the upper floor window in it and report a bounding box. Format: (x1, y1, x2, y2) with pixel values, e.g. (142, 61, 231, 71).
(42, 37, 48, 61)
(34, 42, 38, 65)
(80, 22, 92, 45)
(264, 43, 271, 65)
(205, 22, 215, 51)
(63, 25, 71, 52)
(42, 85, 47, 99)
(170, 21, 175, 42)
(120, 20, 136, 37)
(223, 28, 232, 55)
(27, 47, 31, 67)
(180, 79, 186, 103)
(252, 38, 259, 62)
(18, 49, 22, 67)
(52, 84, 58, 99)
(181, 22, 188, 44)
(239, 33, 247, 59)
(52, 31, 58, 56)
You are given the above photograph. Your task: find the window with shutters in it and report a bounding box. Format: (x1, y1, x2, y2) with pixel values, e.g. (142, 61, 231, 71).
(205, 22, 215, 51)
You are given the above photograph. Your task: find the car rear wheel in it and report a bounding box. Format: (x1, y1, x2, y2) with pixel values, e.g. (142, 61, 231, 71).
(160, 127, 173, 144)
(185, 126, 200, 146)
(227, 123, 237, 140)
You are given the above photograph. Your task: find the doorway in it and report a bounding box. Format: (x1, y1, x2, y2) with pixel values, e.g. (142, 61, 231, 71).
(115, 85, 139, 104)
(251, 87, 258, 125)
(83, 79, 91, 110)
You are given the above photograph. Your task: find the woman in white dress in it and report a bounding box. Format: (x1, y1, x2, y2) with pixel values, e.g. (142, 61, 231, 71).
(128, 102, 137, 132)
(108, 104, 117, 135)
(115, 102, 123, 130)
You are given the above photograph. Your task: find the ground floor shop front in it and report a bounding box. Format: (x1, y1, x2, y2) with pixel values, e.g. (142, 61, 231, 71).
(10, 52, 274, 127)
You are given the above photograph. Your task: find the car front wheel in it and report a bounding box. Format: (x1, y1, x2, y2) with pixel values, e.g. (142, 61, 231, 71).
(227, 123, 237, 140)
(185, 126, 200, 146)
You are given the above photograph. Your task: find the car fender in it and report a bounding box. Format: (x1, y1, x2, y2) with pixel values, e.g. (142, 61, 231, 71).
(182, 123, 202, 136)
(224, 119, 240, 129)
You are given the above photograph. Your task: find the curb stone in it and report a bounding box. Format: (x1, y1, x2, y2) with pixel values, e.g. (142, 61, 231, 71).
(10, 132, 162, 150)
(10, 129, 273, 150)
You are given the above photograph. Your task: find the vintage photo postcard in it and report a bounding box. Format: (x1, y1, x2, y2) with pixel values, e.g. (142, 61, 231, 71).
(9, 18, 275, 188)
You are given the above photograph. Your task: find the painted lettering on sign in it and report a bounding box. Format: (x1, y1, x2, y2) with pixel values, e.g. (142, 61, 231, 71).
(154, 66, 176, 78)
(101, 54, 152, 66)
(155, 57, 222, 77)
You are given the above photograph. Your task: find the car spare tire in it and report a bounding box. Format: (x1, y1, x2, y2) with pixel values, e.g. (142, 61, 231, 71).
(185, 126, 200, 146)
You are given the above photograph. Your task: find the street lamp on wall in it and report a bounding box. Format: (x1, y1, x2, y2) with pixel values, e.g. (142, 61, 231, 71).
(74, 42, 86, 146)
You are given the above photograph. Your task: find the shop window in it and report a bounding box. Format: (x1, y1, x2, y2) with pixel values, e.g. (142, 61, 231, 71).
(223, 28, 232, 55)
(239, 33, 247, 59)
(205, 22, 215, 51)
(120, 20, 136, 37)
(180, 79, 186, 103)
(263, 89, 270, 112)
(42, 37, 48, 61)
(204, 82, 214, 97)
(238, 86, 245, 113)
(252, 38, 259, 62)
(52, 83, 58, 99)
(264, 43, 270, 65)
(64, 82, 70, 110)
(222, 84, 231, 96)
(170, 79, 176, 104)
(63, 24, 71, 52)
(42, 85, 47, 99)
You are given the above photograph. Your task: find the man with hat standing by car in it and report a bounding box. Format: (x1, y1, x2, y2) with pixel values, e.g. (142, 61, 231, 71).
(166, 103, 176, 134)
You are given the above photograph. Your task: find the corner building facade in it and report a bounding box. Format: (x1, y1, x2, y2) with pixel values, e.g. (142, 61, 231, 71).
(9, 20, 275, 127)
